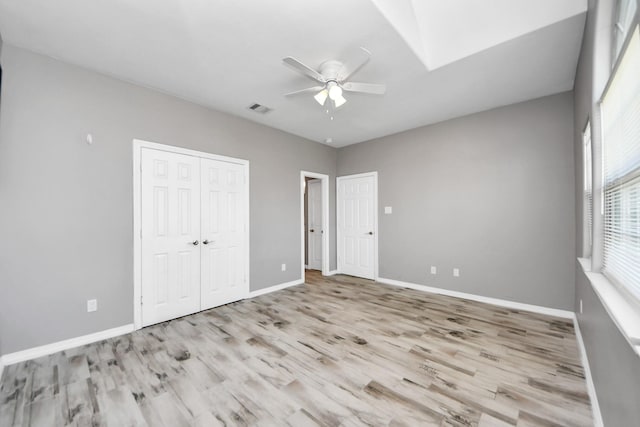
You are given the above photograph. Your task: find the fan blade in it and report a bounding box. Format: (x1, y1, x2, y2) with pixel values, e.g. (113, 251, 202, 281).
(283, 57, 326, 83)
(342, 82, 386, 95)
(285, 86, 325, 97)
(337, 47, 371, 81)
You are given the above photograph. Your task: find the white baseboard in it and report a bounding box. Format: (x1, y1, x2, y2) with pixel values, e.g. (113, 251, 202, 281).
(0, 358, 4, 381)
(1, 324, 134, 366)
(376, 277, 574, 319)
(573, 316, 604, 427)
(325, 270, 339, 276)
(249, 278, 304, 298)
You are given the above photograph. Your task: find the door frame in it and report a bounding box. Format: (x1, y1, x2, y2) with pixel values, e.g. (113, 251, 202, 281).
(133, 139, 250, 330)
(336, 171, 379, 280)
(300, 171, 330, 279)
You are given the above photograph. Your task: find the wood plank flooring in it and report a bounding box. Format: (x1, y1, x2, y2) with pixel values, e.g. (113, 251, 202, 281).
(0, 271, 593, 426)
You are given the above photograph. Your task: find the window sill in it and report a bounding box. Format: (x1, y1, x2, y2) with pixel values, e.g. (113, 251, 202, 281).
(578, 257, 640, 357)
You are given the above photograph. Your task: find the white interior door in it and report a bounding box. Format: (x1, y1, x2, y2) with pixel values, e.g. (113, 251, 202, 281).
(200, 158, 248, 310)
(307, 179, 322, 270)
(141, 148, 201, 326)
(338, 173, 377, 280)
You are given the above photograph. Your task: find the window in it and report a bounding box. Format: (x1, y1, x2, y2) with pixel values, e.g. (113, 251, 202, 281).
(613, 0, 638, 63)
(601, 26, 640, 301)
(583, 121, 593, 251)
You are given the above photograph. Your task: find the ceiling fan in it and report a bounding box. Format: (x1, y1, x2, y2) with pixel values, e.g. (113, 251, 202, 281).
(283, 47, 386, 109)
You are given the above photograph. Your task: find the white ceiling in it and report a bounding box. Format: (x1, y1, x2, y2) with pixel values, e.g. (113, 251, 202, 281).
(0, 0, 586, 147)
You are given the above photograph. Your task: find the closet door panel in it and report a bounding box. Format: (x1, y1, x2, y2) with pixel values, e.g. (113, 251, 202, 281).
(200, 159, 247, 309)
(141, 148, 201, 326)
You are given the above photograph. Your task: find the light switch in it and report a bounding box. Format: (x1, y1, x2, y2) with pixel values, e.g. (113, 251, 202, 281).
(384, 206, 392, 214)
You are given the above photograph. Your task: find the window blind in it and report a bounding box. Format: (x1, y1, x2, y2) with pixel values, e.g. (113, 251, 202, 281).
(601, 26, 640, 301)
(583, 122, 593, 249)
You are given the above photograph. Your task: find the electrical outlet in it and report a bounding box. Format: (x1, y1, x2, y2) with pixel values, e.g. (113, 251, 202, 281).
(453, 268, 460, 277)
(87, 299, 98, 312)
(384, 206, 393, 214)
(430, 266, 437, 275)
(580, 299, 583, 314)
(281, 263, 286, 272)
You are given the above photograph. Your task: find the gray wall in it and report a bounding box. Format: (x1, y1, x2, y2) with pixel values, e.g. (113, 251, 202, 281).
(575, 264, 640, 425)
(573, 0, 640, 426)
(0, 45, 337, 354)
(338, 92, 576, 310)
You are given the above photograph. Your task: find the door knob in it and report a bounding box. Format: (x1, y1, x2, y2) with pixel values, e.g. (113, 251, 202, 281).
(203, 240, 213, 245)
(368, 231, 374, 235)
(310, 229, 315, 233)
(191, 240, 199, 245)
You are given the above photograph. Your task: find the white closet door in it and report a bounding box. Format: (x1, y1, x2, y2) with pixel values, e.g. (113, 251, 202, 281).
(338, 173, 376, 280)
(141, 148, 201, 326)
(200, 158, 248, 310)
(307, 180, 323, 270)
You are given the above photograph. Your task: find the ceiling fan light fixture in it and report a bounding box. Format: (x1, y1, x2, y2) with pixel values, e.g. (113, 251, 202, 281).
(283, 48, 384, 113)
(314, 89, 328, 106)
(328, 82, 343, 100)
(333, 94, 347, 108)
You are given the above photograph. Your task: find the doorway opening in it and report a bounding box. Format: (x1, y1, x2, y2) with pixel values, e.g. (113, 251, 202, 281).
(300, 171, 330, 280)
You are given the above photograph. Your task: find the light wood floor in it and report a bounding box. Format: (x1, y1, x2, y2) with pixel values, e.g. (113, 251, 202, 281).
(0, 271, 593, 426)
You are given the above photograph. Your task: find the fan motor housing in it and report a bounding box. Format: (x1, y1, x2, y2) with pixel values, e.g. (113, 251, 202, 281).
(319, 60, 344, 81)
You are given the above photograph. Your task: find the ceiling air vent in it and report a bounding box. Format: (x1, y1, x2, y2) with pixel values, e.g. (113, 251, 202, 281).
(248, 103, 273, 114)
